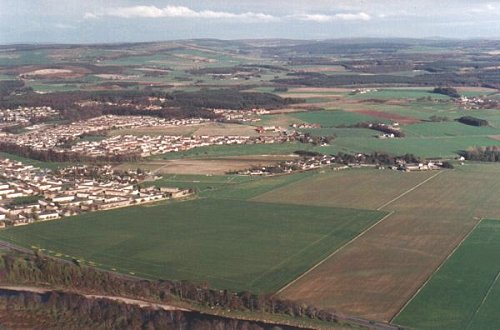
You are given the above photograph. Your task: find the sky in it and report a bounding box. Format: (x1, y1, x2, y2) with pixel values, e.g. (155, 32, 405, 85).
(1, 0, 499, 44)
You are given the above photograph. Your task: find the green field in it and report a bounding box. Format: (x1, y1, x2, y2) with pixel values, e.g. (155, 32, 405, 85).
(143, 174, 257, 192)
(313, 135, 500, 158)
(394, 219, 500, 330)
(292, 110, 390, 127)
(346, 89, 451, 100)
(0, 198, 385, 293)
(155, 143, 310, 160)
(253, 169, 435, 209)
(404, 121, 500, 137)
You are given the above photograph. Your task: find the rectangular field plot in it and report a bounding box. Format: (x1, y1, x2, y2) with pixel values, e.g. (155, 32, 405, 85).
(277, 165, 500, 321)
(404, 121, 500, 137)
(292, 110, 390, 127)
(314, 135, 500, 158)
(252, 169, 435, 209)
(394, 219, 500, 330)
(0, 199, 385, 293)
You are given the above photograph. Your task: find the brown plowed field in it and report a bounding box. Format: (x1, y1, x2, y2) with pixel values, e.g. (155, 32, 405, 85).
(256, 165, 500, 322)
(350, 109, 420, 125)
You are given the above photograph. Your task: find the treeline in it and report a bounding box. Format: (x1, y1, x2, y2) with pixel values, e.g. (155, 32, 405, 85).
(167, 89, 299, 110)
(432, 87, 460, 98)
(460, 146, 500, 162)
(0, 142, 142, 163)
(189, 65, 287, 75)
(334, 152, 420, 166)
(0, 289, 302, 330)
(1, 89, 297, 123)
(273, 71, 500, 88)
(297, 133, 335, 145)
(0, 253, 343, 326)
(0, 80, 30, 97)
(457, 116, 489, 127)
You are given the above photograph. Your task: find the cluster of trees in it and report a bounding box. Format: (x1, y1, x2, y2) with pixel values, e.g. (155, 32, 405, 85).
(297, 133, 335, 145)
(432, 87, 460, 98)
(167, 89, 299, 110)
(460, 146, 500, 162)
(6, 195, 42, 207)
(428, 115, 450, 122)
(457, 116, 489, 127)
(334, 152, 420, 166)
(1, 88, 297, 124)
(0, 253, 342, 326)
(0, 289, 302, 330)
(273, 71, 499, 88)
(0, 80, 30, 97)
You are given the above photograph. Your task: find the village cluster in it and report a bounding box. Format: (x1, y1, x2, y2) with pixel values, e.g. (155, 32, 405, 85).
(0, 158, 192, 227)
(237, 154, 338, 176)
(1, 114, 312, 159)
(70, 133, 295, 158)
(237, 152, 447, 176)
(456, 96, 499, 110)
(1, 115, 209, 154)
(0, 106, 59, 129)
(210, 108, 269, 122)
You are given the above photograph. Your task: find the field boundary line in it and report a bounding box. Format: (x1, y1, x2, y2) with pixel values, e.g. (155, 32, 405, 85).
(390, 218, 483, 324)
(377, 171, 442, 211)
(275, 210, 394, 295)
(466, 272, 500, 329)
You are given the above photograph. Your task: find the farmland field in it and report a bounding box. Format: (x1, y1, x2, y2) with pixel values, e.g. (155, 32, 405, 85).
(404, 121, 500, 137)
(253, 169, 435, 209)
(292, 110, 390, 127)
(0, 198, 385, 293)
(272, 164, 500, 321)
(394, 219, 500, 330)
(155, 142, 311, 160)
(119, 157, 283, 175)
(313, 135, 500, 158)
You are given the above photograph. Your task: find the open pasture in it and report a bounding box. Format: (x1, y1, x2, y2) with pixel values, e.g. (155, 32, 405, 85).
(292, 109, 390, 127)
(252, 169, 435, 210)
(394, 219, 500, 330)
(0, 198, 385, 293)
(404, 121, 500, 137)
(274, 164, 500, 321)
(346, 88, 451, 100)
(156, 142, 308, 160)
(314, 135, 500, 158)
(143, 173, 255, 192)
(144, 158, 279, 175)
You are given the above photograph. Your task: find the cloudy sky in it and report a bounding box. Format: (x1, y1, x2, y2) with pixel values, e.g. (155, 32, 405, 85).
(1, 0, 499, 43)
